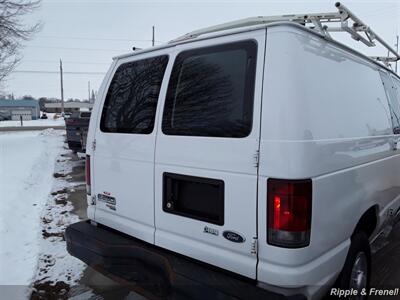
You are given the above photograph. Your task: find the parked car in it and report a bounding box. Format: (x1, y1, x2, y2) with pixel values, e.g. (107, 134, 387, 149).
(40, 113, 48, 119)
(66, 4, 400, 300)
(65, 111, 91, 153)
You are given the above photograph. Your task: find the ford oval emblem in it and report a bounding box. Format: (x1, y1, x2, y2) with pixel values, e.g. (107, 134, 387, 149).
(223, 231, 245, 243)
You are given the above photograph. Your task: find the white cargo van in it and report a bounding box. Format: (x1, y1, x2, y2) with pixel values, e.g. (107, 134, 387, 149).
(66, 3, 400, 299)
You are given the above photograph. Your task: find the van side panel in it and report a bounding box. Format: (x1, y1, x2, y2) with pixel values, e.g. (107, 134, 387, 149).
(257, 26, 400, 291)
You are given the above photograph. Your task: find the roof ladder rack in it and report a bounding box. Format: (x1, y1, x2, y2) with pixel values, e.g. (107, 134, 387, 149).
(170, 2, 400, 68)
(328, 2, 400, 67)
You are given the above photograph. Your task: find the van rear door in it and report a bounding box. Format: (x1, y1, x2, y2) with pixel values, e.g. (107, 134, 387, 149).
(92, 52, 169, 244)
(154, 30, 266, 278)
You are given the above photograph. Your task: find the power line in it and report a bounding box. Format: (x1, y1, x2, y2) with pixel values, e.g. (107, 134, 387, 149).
(12, 70, 106, 75)
(36, 34, 164, 43)
(25, 45, 127, 52)
(23, 59, 110, 65)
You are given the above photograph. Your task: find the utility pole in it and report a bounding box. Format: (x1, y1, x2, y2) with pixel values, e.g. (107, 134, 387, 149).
(59, 59, 65, 116)
(88, 81, 91, 102)
(396, 35, 399, 74)
(152, 26, 155, 47)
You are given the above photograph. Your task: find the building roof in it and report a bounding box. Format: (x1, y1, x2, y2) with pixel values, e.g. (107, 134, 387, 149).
(45, 102, 93, 108)
(0, 99, 39, 108)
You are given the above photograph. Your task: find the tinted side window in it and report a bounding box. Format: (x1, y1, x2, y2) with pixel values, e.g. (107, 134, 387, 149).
(391, 77, 400, 133)
(162, 41, 257, 138)
(100, 55, 168, 134)
(380, 72, 400, 133)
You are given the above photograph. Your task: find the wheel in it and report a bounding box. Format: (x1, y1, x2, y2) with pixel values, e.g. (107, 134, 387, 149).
(335, 232, 371, 299)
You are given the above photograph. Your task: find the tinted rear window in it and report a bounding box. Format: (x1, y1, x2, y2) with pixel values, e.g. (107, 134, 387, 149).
(100, 55, 168, 134)
(162, 41, 257, 138)
(390, 76, 400, 132)
(380, 72, 400, 132)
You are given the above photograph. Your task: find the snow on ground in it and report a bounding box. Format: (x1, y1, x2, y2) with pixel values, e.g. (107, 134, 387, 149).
(0, 130, 64, 298)
(33, 147, 86, 286)
(0, 114, 65, 128)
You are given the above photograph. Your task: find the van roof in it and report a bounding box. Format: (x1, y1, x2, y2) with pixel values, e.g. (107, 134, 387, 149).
(114, 21, 400, 80)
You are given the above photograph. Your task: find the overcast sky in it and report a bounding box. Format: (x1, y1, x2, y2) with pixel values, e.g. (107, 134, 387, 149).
(4, 0, 400, 100)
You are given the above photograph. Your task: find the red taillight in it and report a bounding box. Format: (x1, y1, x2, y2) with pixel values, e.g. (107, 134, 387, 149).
(267, 178, 312, 248)
(86, 155, 91, 195)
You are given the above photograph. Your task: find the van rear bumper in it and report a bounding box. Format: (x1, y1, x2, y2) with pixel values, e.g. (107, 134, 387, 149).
(66, 220, 305, 300)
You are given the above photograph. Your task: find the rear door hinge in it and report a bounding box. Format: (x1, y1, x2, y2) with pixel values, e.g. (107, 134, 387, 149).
(91, 139, 97, 151)
(251, 237, 258, 255)
(253, 150, 259, 168)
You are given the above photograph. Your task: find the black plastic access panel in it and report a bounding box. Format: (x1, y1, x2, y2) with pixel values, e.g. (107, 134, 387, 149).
(163, 173, 224, 225)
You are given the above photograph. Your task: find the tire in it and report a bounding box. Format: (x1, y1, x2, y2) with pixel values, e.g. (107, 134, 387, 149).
(335, 232, 371, 299)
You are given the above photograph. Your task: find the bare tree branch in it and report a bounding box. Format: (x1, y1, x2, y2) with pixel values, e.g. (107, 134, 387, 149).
(0, 0, 41, 85)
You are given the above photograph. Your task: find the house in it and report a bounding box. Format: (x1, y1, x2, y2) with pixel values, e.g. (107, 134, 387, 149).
(0, 99, 40, 121)
(44, 102, 93, 113)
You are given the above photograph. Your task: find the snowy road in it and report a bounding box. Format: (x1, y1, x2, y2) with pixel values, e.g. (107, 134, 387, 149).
(0, 130, 63, 298)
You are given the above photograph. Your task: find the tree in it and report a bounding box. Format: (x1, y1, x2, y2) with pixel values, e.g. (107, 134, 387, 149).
(0, 1, 41, 83)
(38, 96, 47, 110)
